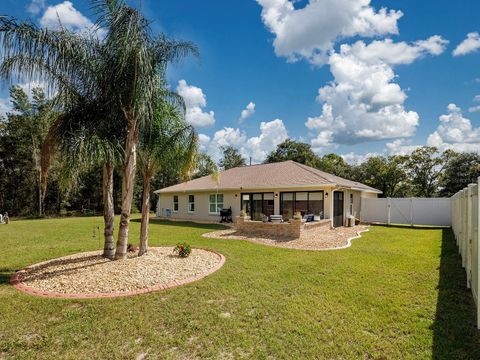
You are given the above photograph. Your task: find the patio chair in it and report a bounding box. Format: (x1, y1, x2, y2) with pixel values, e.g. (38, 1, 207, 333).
(269, 215, 283, 223)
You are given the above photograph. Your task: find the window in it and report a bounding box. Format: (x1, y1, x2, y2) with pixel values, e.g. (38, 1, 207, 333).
(188, 195, 195, 212)
(173, 195, 179, 212)
(349, 193, 354, 215)
(209, 194, 224, 214)
(280, 191, 324, 220)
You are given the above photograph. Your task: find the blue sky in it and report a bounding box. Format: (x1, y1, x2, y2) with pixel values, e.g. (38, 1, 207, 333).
(1, 0, 480, 163)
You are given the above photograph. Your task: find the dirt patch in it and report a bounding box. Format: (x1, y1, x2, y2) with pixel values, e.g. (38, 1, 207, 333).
(202, 225, 369, 251)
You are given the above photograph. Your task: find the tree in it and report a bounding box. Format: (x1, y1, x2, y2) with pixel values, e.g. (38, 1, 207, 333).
(354, 155, 410, 197)
(193, 153, 217, 179)
(0, 0, 198, 260)
(407, 146, 446, 197)
(219, 146, 245, 170)
(264, 139, 319, 167)
(0, 86, 56, 216)
(137, 91, 197, 256)
(317, 153, 353, 178)
(440, 151, 480, 196)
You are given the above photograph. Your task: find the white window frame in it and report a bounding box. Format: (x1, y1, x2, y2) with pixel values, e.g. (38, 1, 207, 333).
(208, 194, 224, 214)
(188, 195, 195, 213)
(173, 195, 179, 213)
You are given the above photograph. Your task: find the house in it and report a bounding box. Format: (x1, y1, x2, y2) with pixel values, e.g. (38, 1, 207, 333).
(154, 160, 381, 227)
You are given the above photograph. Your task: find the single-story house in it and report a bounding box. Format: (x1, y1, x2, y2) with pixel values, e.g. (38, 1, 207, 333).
(154, 160, 381, 227)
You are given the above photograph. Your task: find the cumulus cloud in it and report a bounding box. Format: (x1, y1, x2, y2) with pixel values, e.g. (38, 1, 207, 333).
(346, 36, 448, 65)
(199, 119, 288, 163)
(385, 139, 421, 155)
(39, 1, 100, 35)
(341, 152, 378, 164)
(239, 102, 256, 123)
(304, 36, 448, 152)
(26, 0, 46, 15)
(427, 104, 480, 152)
(176, 80, 215, 127)
(453, 32, 480, 56)
(257, 0, 402, 65)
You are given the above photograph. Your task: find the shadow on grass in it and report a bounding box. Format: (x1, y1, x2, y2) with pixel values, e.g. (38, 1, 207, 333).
(131, 218, 228, 231)
(370, 223, 450, 230)
(0, 269, 15, 284)
(431, 229, 480, 359)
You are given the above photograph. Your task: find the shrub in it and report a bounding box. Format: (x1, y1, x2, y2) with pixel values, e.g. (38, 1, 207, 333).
(127, 243, 138, 253)
(293, 212, 302, 220)
(173, 243, 191, 258)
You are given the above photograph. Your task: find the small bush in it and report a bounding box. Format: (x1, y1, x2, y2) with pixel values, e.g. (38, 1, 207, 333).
(173, 243, 191, 258)
(127, 243, 138, 253)
(293, 212, 302, 220)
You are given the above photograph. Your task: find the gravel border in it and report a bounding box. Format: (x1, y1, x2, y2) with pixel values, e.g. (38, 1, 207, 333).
(202, 226, 369, 251)
(10, 247, 225, 299)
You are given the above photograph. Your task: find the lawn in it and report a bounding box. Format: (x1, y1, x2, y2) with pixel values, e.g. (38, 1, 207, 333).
(0, 217, 478, 359)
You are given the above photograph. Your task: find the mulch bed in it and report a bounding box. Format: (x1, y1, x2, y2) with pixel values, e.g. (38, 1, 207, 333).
(11, 247, 225, 299)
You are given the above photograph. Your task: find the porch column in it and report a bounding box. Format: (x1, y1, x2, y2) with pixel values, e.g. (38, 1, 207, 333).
(274, 192, 280, 215)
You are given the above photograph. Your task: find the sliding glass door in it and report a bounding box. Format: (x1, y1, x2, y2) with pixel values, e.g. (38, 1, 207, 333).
(241, 193, 274, 221)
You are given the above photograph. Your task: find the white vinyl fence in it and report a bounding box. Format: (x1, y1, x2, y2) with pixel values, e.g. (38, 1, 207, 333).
(451, 180, 480, 328)
(361, 197, 452, 226)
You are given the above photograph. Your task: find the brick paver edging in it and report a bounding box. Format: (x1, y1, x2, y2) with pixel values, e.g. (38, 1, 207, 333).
(10, 248, 226, 299)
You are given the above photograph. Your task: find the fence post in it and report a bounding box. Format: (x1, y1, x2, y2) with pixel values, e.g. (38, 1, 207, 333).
(410, 197, 414, 226)
(477, 178, 480, 329)
(467, 184, 475, 289)
(387, 197, 391, 225)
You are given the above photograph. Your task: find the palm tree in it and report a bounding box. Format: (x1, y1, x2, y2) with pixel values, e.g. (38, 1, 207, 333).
(0, 0, 198, 260)
(93, 0, 198, 259)
(137, 89, 197, 256)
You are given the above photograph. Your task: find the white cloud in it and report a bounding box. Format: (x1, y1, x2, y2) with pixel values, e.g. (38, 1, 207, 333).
(341, 152, 378, 164)
(427, 104, 480, 152)
(176, 80, 215, 127)
(385, 139, 420, 155)
(469, 105, 480, 113)
(305, 40, 434, 148)
(26, 0, 46, 15)
(257, 0, 402, 65)
(453, 32, 480, 56)
(200, 119, 288, 163)
(239, 102, 256, 123)
(39, 1, 101, 35)
(347, 36, 448, 65)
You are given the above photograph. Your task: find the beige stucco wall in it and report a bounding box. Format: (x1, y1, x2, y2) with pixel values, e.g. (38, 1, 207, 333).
(155, 186, 378, 224)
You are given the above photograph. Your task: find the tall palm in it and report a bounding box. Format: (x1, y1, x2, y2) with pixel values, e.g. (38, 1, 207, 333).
(137, 89, 197, 256)
(94, 0, 198, 259)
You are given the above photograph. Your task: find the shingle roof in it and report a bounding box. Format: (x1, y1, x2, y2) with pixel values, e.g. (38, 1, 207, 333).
(155, 160, 382, 194)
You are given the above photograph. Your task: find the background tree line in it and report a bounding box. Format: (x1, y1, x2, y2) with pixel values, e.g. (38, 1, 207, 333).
(200, 139, 480, 199)
(2, 91, 479, 218)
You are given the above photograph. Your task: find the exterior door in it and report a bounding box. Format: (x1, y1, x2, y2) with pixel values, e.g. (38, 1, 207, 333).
(333, 191, 344, 227)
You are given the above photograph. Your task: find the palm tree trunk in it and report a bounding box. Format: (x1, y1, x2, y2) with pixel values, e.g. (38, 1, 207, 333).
(103, 162, 115, 259)
(139, 174, 152, 256)
(115, 117, 138, 260)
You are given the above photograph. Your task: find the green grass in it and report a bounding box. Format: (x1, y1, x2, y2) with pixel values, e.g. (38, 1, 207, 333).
(0, 217, 478, 359)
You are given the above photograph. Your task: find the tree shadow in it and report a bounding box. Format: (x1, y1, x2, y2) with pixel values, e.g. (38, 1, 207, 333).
(0, 268, 16, 284)
(131, 218, 228, 231)
(431, 229, 480, 359)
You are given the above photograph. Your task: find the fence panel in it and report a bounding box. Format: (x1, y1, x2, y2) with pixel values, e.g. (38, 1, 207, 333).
(451, 178, 480, 328)
(361, 197, 451, 226)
